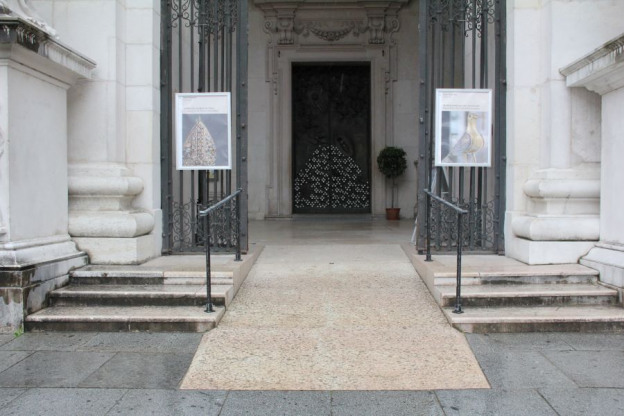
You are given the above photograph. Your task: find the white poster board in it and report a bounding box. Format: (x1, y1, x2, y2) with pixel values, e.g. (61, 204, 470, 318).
(435, 89, 492, 167)
(175, 92, 232, 170)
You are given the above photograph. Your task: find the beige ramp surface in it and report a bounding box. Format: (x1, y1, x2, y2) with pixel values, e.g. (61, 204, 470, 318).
(181, 244, 489, 390)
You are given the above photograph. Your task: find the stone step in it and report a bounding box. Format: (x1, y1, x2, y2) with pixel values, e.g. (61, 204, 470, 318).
(439, 284, 618, 307)
(69, 269, 234, 286)
(433, 269, 599, 286)
(444, 305, 624, 333)
(24, 305, 225, 332)
(49, 284, 233, 307)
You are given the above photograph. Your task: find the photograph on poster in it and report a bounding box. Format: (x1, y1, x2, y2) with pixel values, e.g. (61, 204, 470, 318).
(175, 92, 232, 170)
(435, 89, 492, 167)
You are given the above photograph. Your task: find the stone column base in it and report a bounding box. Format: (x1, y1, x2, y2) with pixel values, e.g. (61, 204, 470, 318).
(68, 163, 157, 265)
(505, 212, 596, 265)
(73, 234, 155, 265)
(507, 167, 600, 265)
(507, 236, 595, 265)
(581, 244, 624, 292)
(0, 236, 88, 331)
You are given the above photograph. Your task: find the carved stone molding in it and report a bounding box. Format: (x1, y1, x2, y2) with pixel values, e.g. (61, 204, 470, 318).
(561, 34, 624, 96)
(0, 19, 95, 79)
(257, 0, 406, 45)
(0, 0, 57, 37)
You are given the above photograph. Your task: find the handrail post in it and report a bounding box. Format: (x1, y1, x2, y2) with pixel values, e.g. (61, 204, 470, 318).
(235, 192, 241, 262)
(425, 190, 432, 261)
(453, 211, 464, 314)
(204, 213, 214, 313)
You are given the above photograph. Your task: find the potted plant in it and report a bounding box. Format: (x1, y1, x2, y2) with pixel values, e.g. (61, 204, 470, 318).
(377, 146, 407, 220)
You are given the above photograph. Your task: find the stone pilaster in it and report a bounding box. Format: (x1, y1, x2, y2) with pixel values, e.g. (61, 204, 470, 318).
(561, 34, 624, 293)
(505, 1, 609, 265)
(0, 9, 94, 330)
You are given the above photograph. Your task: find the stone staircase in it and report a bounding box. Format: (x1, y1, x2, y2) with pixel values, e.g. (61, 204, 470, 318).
(404, 247, 624, 333)
(25, 251, 261, 332)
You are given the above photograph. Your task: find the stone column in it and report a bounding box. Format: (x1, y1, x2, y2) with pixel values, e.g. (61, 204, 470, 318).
(0, 7, 95, 330)
(36, 0, 162, 264)
(561, 34, 624, 296)
(504, 0, 624, 264)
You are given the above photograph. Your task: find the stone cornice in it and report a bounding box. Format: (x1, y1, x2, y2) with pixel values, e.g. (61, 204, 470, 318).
(0, 17, 95, 82)
(560, 34, 624, 95)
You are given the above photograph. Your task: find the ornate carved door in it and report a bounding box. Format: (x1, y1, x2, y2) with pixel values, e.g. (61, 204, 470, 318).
(292, 63, 371, 214)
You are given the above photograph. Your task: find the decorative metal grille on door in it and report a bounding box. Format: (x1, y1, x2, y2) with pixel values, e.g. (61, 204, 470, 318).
(416, 0, 507, 253)
(292, 64, 371, 214)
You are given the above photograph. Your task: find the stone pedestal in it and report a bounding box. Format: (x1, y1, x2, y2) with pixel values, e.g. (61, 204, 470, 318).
(562, 34, 624, 293)
(508, 167, 599, 264)
(68, 164, 155, 265)
(0, 16, 94, 331)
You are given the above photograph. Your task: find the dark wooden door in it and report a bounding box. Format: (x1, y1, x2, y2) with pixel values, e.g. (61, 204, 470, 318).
(292, 63, 371, 213)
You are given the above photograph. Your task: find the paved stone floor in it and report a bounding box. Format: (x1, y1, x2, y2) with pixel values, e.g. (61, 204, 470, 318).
(0, 331, 623, 415)
(1, 219, 623, 414)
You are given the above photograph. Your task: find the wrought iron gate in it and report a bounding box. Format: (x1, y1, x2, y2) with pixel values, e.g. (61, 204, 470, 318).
(292, 64, 371, 214)
(160, 0, 248, 253)
(416, 0, 506, 253)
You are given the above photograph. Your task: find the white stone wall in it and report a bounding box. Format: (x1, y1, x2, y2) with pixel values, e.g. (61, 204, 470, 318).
(505, 0, 624, 264)
(2, 62, 69, 242)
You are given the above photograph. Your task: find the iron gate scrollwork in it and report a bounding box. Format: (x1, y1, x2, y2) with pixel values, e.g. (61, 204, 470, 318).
(160, 0, 248, 253)
(416, 0, 506, 253)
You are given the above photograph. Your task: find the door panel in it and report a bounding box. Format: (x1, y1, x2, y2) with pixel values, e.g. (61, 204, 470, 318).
(292, 64, 371, 214)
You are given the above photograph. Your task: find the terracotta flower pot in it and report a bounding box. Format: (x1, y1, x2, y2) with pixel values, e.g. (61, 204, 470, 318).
(385, 208, 400, 220)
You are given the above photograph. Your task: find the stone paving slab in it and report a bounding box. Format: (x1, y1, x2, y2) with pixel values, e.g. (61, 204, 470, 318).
(0, 388, 27, 408)
(538, 388, 624, 416)
(330, 391, 444, 416)
(219, 391, 331, 416)
(0, 332, 97, 351)
(0, 351, 115, 388)
(0, 388, 126, 416)
(466, 346, 578, 389)
(436, 389, 558, 416)
(541, 350, 624, 388)
(465, 332, 575, 352)
(0, 351, 32, 373)
(554, 332, 624, 350)
(182, 244, 489, 390)
(78, 352, 195, 389)
(0, 334, 15, 346)
(110, 389, 227, 415)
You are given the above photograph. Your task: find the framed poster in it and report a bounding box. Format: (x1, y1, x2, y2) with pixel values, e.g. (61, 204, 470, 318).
(435, 89, 492, 167)
(175, 92, 232, 170)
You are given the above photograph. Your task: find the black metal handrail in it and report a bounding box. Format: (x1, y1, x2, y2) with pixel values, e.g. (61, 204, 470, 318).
(424, 189, 467, 314)
(199, 188, 242, 313)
